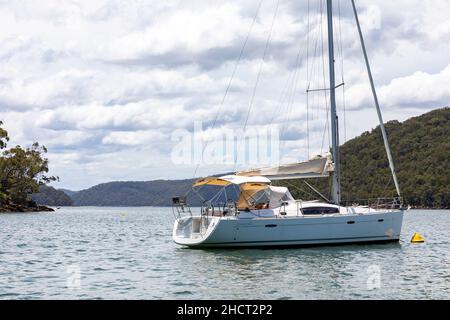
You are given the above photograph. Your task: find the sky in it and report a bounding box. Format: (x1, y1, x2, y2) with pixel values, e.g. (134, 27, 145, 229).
(0, 0, 449, 190)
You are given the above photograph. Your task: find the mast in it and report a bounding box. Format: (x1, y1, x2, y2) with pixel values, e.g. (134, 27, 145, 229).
(326, 0, 341, 204)
(351, 0, 401, 198)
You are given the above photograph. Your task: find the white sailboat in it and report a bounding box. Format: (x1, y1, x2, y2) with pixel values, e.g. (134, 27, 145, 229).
(172, 0, 404, 248)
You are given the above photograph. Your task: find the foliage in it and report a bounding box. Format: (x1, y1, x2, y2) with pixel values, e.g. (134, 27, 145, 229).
(0, 121, 9, 150)
(69, 179, 198, 206)
(281, 107, 450, 208)
(0, 122, 58, 206)
(32, 185, 73, 206)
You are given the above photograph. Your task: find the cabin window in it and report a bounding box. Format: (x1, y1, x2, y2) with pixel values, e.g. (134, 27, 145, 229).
(302, 207, 340, 215)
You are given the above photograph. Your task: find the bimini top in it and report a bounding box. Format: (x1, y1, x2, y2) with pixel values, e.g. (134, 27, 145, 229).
(193, 175, 271, 187)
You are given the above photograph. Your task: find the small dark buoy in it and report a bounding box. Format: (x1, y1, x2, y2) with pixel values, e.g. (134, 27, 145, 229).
(411, 232, 425, 243)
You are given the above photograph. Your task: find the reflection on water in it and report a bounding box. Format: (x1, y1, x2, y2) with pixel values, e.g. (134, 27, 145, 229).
(0, 207, 449, 299)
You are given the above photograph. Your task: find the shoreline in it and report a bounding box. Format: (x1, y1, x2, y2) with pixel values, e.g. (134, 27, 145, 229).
(0, 203, 54, 213)
(9, 205, 447, 210)
(1, 204, 448, 213)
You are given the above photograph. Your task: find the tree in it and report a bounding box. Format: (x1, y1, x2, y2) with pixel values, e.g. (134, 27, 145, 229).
(0, 140, 58, 205)
(0, 121, 9, 149)
(0, 121, 9, 203)
(280, 107, 450, 209)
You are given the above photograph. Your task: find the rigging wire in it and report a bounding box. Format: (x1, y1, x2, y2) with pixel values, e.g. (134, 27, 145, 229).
(306, 0, 331, 158)
(268, 52, 301, 135)
(307, 0, 321, 125)
(324, 0, 332, 154)
(192, 0, 264, 179)
(319, 0, 331, 154)
(267, 3, 310, 163)
(337, 0, 348, 144)
(306, 0, 317, 160)
(235, 0, 281, 172)
(283, 180, 321, 201)
(306, 0, 311, 159)
(271, 50, 305, 160)
(271, 2, 311, 163)
(336, 0, 348, 200)
(263, 41, 301, 158)
(241, 0, 281, 136)
(278, 39, 308, 154)
(381, 175, 396, 198)
(271, 69, 297, 122)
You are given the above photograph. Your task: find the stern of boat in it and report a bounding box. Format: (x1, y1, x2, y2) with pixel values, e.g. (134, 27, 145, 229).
(172, 215, 221, 246)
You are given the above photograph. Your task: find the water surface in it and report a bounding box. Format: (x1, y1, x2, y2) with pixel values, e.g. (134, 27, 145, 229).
(0, 207, 449, 299)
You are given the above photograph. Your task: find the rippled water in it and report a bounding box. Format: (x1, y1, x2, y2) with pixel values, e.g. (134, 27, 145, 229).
(0, 207, 449, 299)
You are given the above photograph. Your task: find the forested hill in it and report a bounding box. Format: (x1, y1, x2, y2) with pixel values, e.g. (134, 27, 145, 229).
(341, 107, 449, 208)
(285, 107, 449, 209)
(32, 186, 73, 207)
(68, 179, 197, 207)
(54, 108, 448, 208)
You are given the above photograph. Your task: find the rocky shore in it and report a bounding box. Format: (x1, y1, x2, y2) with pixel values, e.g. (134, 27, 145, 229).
(0, 201, 54, 213)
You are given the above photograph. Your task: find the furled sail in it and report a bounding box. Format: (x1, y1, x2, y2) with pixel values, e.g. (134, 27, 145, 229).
(236, 154, 334, 180)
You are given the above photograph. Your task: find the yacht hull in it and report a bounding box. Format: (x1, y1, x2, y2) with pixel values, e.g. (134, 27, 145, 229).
(173, 210, 404, 248)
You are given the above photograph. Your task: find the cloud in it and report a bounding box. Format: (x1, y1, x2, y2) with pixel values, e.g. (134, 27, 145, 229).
(345, 63, 450, 110)
(102, 130, 166, 146)
(0, 0, 448, 190)
(379, 64, 450, 108)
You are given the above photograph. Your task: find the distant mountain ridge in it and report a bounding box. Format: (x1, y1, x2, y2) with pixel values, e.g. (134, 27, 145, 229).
(66, 179, 198, 207)
(59, 189, 78, 197)
(32, 186, 74, 206)
(38, 108, 448, 208)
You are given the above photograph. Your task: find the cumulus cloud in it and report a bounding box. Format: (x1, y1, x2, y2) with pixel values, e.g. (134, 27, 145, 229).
(345, 63, 450, 110)
(379, 64, 450, 108)
(0, 0, 448, 189)
(102, 130, 167, 146)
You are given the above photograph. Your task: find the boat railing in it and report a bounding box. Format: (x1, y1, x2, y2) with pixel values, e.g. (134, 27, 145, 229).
(342, 197, 403, 212)
(172, 196, 240, 220)
(198, 201, 238, 235)
(171, 196, 192, 220)
(203, 200, 239, 217)
(296, 200, 305, 217)
(279, 201, 288, 216)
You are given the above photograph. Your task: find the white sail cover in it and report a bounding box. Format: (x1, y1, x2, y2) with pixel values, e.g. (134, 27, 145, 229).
(237, 154, 334, 180)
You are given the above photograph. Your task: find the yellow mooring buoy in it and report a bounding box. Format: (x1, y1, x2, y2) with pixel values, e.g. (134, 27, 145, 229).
(411, 232, 425, 244)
